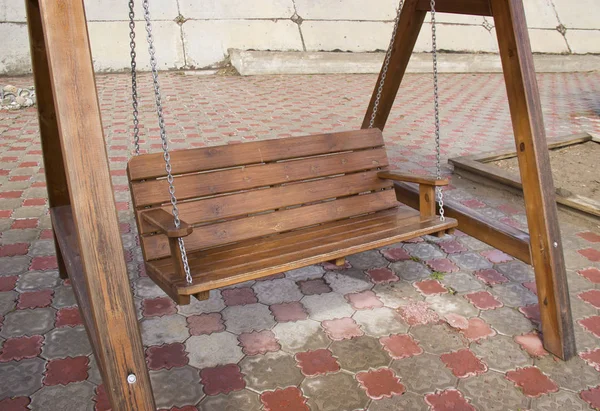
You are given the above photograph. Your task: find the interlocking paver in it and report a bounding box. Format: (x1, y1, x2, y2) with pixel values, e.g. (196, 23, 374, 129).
(330, 335, 391, 372)
(240, 351, 303, 392)
(273, 319, 329, 353)
(470, 334, 532, 372)
(149, 366, 204, 409)
(391, 353, 457, 394)
(353, 306, 409, 337)
(0, 307, 54, 338)
(186, 332, 243, 369)
(481, 307, 535, 335)
(30, 381, 95, 411)
(323, 269, 373, 295)
(534, 355, 600, 392)
(460, 371, 529, 411)
(531, 390, 590, 411)
(197, 390, 261, 411)
(222, 303, 275, 334)
(301, 371, 369, 411)
(389, 260, 431, 281)
(0, 358, 45, 398)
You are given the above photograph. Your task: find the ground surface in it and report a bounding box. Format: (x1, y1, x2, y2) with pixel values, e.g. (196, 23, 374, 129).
(0, 71, 599, 411)
(495, 141, 600, 202)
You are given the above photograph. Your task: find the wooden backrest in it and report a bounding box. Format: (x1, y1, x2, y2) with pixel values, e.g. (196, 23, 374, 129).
(128, 129, 397, 261)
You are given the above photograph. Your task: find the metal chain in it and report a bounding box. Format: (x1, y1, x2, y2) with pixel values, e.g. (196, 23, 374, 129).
(368, 0, 404, 129)
(129, 0, 140, 156)
(430, 0, 445, 221)
(142, 0, 193, 284)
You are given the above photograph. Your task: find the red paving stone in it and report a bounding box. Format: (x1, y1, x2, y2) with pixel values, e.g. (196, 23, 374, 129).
(200, 364, 246, 396)
(481, 249, 513, 263)
(30, 256, 58, 270)
(464, 291, 502, 310)
(462, 199, 486, 209)
(321, 261, 351, 270)
(94, 384, 111, 411)
(187, 313, 225, 335)
(519, 304, 541, 324)
(11, 218, 37, 229)
(0, 335, 43, 362)
(261, 387, 309, 411)
(365, 267, 399, 284)
(142, 297, 177, 317)
(506, 367, 559, 397)
(414, 279, 447, 295)
(580, 386, 600, 410)
(514, 333, 548, 357)
(17, 289, 54, 309)
(345, 290, 383, 310)
(397, 301, 439, 326)
(579, 316, 600, 337)
(221, 287, 258, 306)
(579, 248, 600, 262)
(441, 349, 487, 378)
(0, 397, 31, 411)
(425, 389, 476, 411)
(460, 318, 496, 341)
(579, 290, 600, 308)
(522, 281, 538, 295)
(295, 349, 340, 377)
(321, 317, 364, 341)
(55, 307, 84, 327)
(474, 268, 509, 285)
(445, 313, 469, 330)
(380, 334, 423, 359)
(269, 302, 308, 322)
(0, 276, 18, 292)
(580, 349, 600, 372)
(238, 330, 280, 355)
(146, 343, 189, 370)
(427, 258, 460, 273)
(297, 278, 331, 295)
(381, 247, 411, 262)
(578, 231, 600, 243)
(579, 267, 600, 283)
(44, 356, 89, 386)
(0, 243, 28, 257)
(356, 368, 405, 400)
(438, 240, 468, 254)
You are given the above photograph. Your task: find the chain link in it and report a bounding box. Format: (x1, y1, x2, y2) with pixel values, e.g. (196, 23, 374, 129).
(142, 0, 193, 284)
(129, 0, 140, 156)
(430, 0, 445, 221)
(368, 0, 404, 129)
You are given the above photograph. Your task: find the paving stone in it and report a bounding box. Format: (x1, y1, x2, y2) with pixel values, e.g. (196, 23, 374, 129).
(0, 256, 30, 275)
(391, 352, 457, 394)
(424, 389, 476, 411)
(186, 332, 244, 369)
(15, 270, 60, 291)
(389, 260, 431, 281)
(397, 300, 439, 326)
(297, 278, 332, 295)
(414, 279, 447, 295)
(440, 348, 487, 378)
(580, 386, 600, 411)
(580, 348, 600, 372)
(149, 366, 204, 409)
(273, 319, 329, 353)
(379, 334, 423, 360)
(506, 366, 559, 397)
(222, 303, 275, 334)
(253, 278, 303, 305)
(481, 307, 534, 335)
(441, 272, 485, 293)
(134, 277, 169, 299)
(302, 292, 354, 321)
(201, 363, 246, 396)
(321, 317, 363, 341)
(372, 281, 424, 309)
(574, 323, 600, 352)
(41, 326, 92, 359)
(352, 306, 409, 337)
(285, 265, 325, 281)
(269, 301, 308, 322)
(238, 330, 281, 356)
(475, 268, 509, 285)
(534, 355, 600, 392)
(450, 252, 493, 271)
(301, 371, 369, 411)
(43, 356, 89, 386)
(146, 343, 189, 370)
(491, 282, 538, 307)
(330, 335, 391, 372)
(458, 236, 492, 251)
(29, 240, 56, 256)
(460, 371, 529, 411)
(51, 285, 77, 308)
(0, 307, 55, 338)
(470, 334, 532, 372)
(496, 260, 535, 282)
(177, 290, 226, 316)
(410, 323, 468, 354)
(426, 293, 479, 318)
(381, 246, 411, 262)
(140, 315, 189, 346)
(356, 368, 405, 400)
(323, 269, 373, 294)
(240, 351, 303, 392)
(30, 381, 95, 411)
(404, 242, 445, 260)
(187, 313, 225, 335)
(571, 297, 598, 321)
(514, 333, 548, 357)
(368, 391, 428, 411)
(531, 390, 590, 410)
(295, 348, 340, 376)
(197, 389, 261, 411)
(0, 291, 17, 315)
(0, 357, 45, 398)
(87, 355, 102, 385)
(346, 250, 388, 270)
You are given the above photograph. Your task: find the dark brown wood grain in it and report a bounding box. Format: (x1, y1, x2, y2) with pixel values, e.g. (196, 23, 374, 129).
(417, 0, 492, 15)
(378, 171, 449, 186)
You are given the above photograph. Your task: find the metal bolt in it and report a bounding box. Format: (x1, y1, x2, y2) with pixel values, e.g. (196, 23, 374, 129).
(553, 242, 558, 248)
(127, 374, 137, 384)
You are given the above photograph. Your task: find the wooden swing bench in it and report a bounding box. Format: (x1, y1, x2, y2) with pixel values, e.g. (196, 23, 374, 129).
(128, 128, 457, 304)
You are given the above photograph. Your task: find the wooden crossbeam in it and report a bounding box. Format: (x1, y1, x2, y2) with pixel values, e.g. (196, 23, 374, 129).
(417, 0, 492, 16)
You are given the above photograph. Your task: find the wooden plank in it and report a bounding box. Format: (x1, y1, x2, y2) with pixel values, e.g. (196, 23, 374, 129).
(143, 190, 399, 259)
(142, 209, 193, 237)
(419, 185, 436, 219)
(132, 148, 389, 207)
(25, 0, 70, 279)
(492, 0, 575, 360)
(128, 128, 384, 181)
(417, 0, 492, 16)
(362, 0, 427, 130)
(394, 182, 532, 264)
(37, 0, 155, 408)
(138, 171, 392, 234)
(378, 171, 449, 186)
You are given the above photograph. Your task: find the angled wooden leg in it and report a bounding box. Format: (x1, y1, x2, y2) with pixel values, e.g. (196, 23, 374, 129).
(25, 0, 69, 279)
(492, 0, 575, 360)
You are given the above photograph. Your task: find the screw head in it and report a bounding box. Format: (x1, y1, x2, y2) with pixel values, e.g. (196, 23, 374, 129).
(553, 242, 558, 248)
(127, 374, 137, 384)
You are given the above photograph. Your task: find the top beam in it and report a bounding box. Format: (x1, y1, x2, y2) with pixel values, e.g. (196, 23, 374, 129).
(417, 0, 492, 16)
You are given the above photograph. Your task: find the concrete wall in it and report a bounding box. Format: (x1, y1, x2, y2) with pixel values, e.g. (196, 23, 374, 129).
(1, 0, 599, 75)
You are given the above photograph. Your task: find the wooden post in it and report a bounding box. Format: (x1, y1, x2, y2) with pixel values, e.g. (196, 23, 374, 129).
(29, 0, 156, 408)
(491, 0, 575, 359)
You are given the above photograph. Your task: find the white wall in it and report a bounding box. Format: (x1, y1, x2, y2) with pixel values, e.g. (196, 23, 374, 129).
(1, 0, 599, 75)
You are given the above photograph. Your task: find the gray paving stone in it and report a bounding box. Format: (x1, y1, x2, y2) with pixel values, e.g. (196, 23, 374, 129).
(52, 285, 78, 308)
(346, 250, 388, 270)
(491, 282, 538, 307)
(391, 353, 457, 394)
(240, 351, 304, 392)
(42, 326, 92, 359)
(390, 260, 431, 282)
(30, 381, 95, 411)
(575, 323, 600, 351)
(372, 281, 424, 309)
(470, 335, 532, 372)
(496, 260, 535, 282)
(330, 335, 391, 372)
(426, 293, 479, 318)
(571, 298, 598, 321)
(197, 389, 261, 411)
(134, 277, 169, 299)
(450, 252, 493, 271)
(273, 319, 329, 353)
(410, 323, 468, 354)
(0, 291, 17, 315)
(177, 290, 226, 316)
(481, 307, 534, 335)
(29, 240, 57, 256)
(352, 306, 409, 337)
(222, 303, 275, 334)
(368, 391, 428, 411)
(460, 371, 529, 411)
(301, 370, 370, 411)
(0, 256, 31, 275)
(16, 270, 60, 291)
(302, 292, 354, 321)
(285, 265, 325, 281)
(0, 307, 55, 338)
(149, 366, 204, 409)
(531, 390, 590, 410)
(87, 355, 103, 385)
(0, 229, 38, 245)
(186, 332, 244, 369)
(404, 242, 445, 260)
(459, 236, 493, 251)
(253, 278, 303, 305)
(0, 358, 45, 398)
(140, 314, 190, 346)
(441, 272, 485, 293)
(324, 269, 373, 294)
(534, 355, 599, 392)
(568, 270, 597, 293)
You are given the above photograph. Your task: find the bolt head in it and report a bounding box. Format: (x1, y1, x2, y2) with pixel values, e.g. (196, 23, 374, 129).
(127, 374, 137, 384)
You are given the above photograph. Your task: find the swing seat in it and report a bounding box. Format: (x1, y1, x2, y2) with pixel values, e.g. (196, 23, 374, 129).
(128, 129, 457, 304)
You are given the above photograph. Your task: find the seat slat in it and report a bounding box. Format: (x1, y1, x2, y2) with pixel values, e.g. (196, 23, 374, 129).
(142, 190, 398, 260)
(131, 147, 389, 208)
(128, 128, 384, 181)
(138, 171, 393, 234)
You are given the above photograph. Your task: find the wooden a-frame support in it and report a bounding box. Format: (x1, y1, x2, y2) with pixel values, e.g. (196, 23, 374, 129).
(363, 0, 575, 360)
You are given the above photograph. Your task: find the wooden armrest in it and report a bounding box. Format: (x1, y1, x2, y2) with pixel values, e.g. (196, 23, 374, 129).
(377, 171, 449, 186)
(141, 209, 193, 238)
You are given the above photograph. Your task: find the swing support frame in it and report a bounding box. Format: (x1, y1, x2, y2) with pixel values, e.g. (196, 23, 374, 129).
(23, 0, 575, 408)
